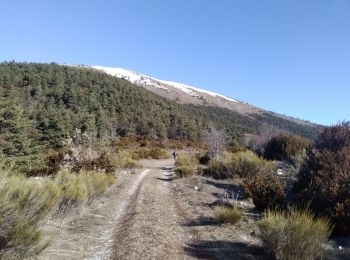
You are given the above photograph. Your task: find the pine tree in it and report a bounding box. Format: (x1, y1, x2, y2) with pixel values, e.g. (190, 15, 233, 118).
(0, 99, 32, 156)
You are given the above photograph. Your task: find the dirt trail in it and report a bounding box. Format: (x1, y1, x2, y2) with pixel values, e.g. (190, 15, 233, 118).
(38, 159, 191, 260)
(112, 159, 190, 259)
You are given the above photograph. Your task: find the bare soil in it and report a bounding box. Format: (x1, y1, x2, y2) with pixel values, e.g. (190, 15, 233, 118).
(112, 159, 188, 259)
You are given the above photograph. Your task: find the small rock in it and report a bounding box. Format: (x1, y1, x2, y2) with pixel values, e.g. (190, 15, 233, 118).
(339, 246, 343, 250)
(194, 186, 200, 191)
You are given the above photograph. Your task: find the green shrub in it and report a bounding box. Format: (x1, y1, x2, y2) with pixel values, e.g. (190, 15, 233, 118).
(213, 206, 242, 224)
(242, 172, 285, 210)
(207, 151, 276, 179)
(259, 207, 332, 260)
(264, 134, 310, 164)
(295, 122, 350, 235)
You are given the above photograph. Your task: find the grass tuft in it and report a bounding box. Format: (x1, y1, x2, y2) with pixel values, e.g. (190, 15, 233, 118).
(174, 154, 197, 178)
(213, 206, 242, 225)
(259, 207, 333, 260)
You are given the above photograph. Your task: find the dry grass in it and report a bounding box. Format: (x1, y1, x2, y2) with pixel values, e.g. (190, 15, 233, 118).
(0, 163, 115, 258)
(132, 147, 170, 160)
(208, 151, 276, 179)
(174, 166, 194, 178)
(53, 170, 115, 215)
(259, 207, 333, 260)
(213, 206, 242, 225)
(174, 155, 197, 178)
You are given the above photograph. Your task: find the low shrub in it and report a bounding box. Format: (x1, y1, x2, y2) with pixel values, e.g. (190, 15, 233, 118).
(264, 134, 310, 164)
(112, 149, 140, 169)
(259, 207, 333, 260)
(53, 170, 115, 215)
(174, 154, 197, 168)
(132, 147, 169, 160)
(11, 144, 119, 176)
(207, 151, 276, 179)
(0, 173, 59, 258)
(213, 206, 242, 225)
(0, 165, 115, 257)
(294, 122, 350, 235)
(241, 172, 285, 210)
(61, 129, 118, 173)
(174, 154, 197, 178)
(174, 166, 194, 178)
(77, 170, 114, 201)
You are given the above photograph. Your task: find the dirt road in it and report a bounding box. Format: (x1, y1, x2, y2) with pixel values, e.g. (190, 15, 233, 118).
(38, 159, 191, 260)
(112, 159, 189, 259)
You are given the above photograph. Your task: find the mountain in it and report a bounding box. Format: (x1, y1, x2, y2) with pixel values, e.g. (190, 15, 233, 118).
(88, 66, 315, 129)
(0, 62, 318, 158)
(89, 66, 260, 115)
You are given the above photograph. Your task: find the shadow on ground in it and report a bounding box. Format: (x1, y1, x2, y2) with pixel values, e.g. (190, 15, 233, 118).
(184, 240, 268, 260)
(157, 177, 174, 182)
(205, 180, 243, 197)
(161, 166, 174, 172)
(157, 166, 175, 181)
(182, 216, 217, 227)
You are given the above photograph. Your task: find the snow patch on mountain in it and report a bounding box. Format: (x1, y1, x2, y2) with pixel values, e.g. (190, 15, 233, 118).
(90, 65, 239, 103)
(159, 79, 238, 103)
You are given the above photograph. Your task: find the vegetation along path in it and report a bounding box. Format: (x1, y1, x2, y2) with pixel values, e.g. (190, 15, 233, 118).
(38, 159, 192, 260)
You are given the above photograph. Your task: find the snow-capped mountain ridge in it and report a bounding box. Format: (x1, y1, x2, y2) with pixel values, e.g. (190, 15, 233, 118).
(77, 65, 315, 127)
(90, 65, 239, 103)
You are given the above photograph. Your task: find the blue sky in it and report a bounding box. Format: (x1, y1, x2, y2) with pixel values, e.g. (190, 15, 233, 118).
(1, 0, 349, 125)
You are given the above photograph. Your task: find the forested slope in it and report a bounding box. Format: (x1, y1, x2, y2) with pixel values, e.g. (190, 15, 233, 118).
(0, 62, 318, 157)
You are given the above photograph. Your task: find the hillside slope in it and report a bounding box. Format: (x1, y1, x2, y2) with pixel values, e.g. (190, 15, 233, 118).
(0, 62, 317, 157)
(89, 66, 260, 114)
(89, 65, 314, 129)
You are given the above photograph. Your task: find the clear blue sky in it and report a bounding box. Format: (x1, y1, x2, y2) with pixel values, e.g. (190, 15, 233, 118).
(1, 0, 349, 125)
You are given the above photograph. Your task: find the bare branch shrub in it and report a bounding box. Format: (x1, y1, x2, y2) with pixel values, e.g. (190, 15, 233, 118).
(202, 127, 227, 159)
(246, 124, 286, 156)
(61, 129, 114, 173)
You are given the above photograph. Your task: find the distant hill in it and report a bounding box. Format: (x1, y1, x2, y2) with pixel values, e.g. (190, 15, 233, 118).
(0, 62, 318, 157)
